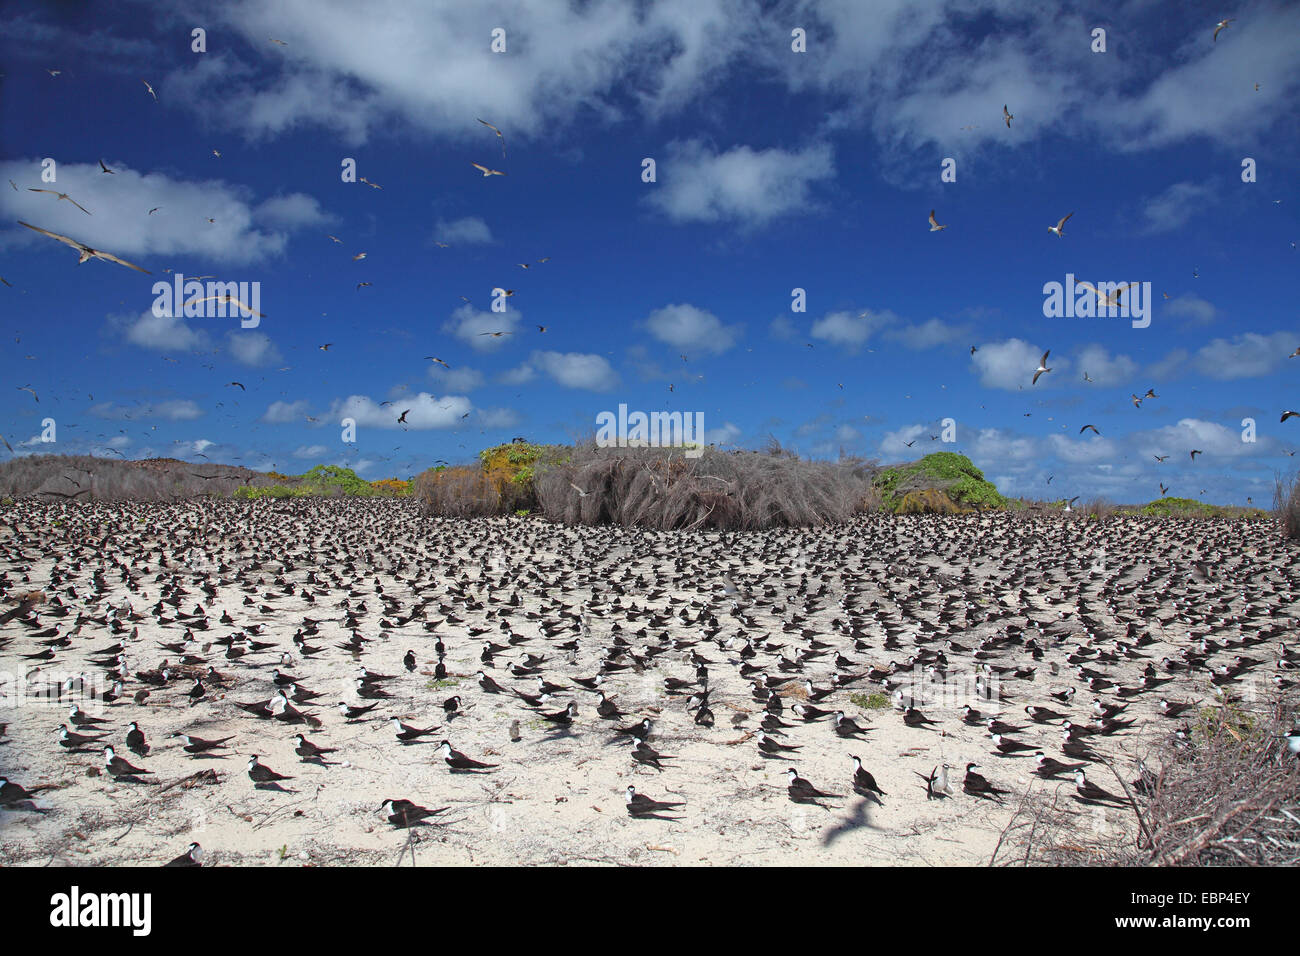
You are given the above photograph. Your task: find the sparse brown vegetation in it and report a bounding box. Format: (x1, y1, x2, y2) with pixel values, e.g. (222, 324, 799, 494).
(531, 443, 881, 530)
(1003, 698, 1300, 867)
(1277, 470, 1300, 541)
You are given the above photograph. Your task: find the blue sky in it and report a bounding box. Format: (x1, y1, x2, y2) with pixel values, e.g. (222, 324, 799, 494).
(1, 0, 1297, 503)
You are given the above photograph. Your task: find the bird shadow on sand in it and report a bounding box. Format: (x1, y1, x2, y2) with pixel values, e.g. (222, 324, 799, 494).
(254, 782, 298, 793)
(821, 798, 880, 848)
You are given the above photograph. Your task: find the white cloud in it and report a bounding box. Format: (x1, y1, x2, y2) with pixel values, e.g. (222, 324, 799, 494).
(645, 139, 835, 227)
(1138, 181, 1215, 235)
(90, 399, 204, 421)
(810, 309, 894, 350)
(110, 310, 207, 353)
(293, 444, 329, 458)
(879, 424, 924, 456)
(705, 422, 742, 445)
(327, 392, 473, 429)
(261, 399, 311, 423)
(433, 216, 493, 245)
(427, 365, 485, 392)
(1162, 295, 1217, 327)
(1048, 432, 1119, 464)
(972, 338, 1062, 390)
(506, 351, 619, 391)
(0, 159, 327, 263)
(884, 317, 969, 350)
(225, 330, 282, 367)
(1142, 418, 1256, 459)
(644, 303, 740, 354)
(1190, 332, 1295, 380)
(441, 303, 521, 351)
(1074, 344, 1138, 387)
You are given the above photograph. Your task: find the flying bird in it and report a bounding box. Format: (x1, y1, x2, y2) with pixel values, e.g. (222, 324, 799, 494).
(471, 163, 506, 177)
(98, 159, 115, 175)
(1047, 212, 1073, 237)
(183, 294, 264, 318)
(1189, 449, 1202, 461)
(16, 385, 38, 403)
(1032, 350, 1052, 385)
(928, 209, 947, 232)
(397, 409, 411, 424)
(1075, 282, 1134, 308)
(27, 188, 92, 215)
(477, 118, 507, 158)
(16, 221, 150, 273)
(1079, 424, 1100, 435)
(227, 382, 246, 391)
(425, 357, 450, 368)
(142, 79, 157, 101)
(1213, 18, 1233, 41)
(479, 331, 512, 338)
(359, 177, 382, 189)
(1282, 411, 1299, 423)
(1003, 104, 1013, 128)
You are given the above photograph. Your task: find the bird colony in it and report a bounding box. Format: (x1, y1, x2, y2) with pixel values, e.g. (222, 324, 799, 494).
(1, 496, 1296, 865)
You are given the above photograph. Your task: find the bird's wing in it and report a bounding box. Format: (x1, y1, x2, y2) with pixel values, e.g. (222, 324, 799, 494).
(17, 219, 84, 250)
(928, 209, 939, 226)
(1040, 350, 1050, 364)
(94, 250, 151, 274)
(1074, 281, 1098, 295)
(1057, 212, 1073, 229)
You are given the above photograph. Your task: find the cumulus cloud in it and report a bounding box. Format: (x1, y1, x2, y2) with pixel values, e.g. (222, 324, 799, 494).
(293, 444, 329, 458)
(883, 317, 969, 350)
(1189, 332, 1295, 380)
(810, 309, 895, 350)
(261, 399, 311, 423)
(1138, 181, 1215, 235)
(427, 364, 485, 392)
(972, 338, 1062, 390)
(327, 392, 472, 429)
(109, 310, 208, 353)
(1162, 295, 1218, 327)
(224, 330, 282, 367)
(441, 303, 521, 351)
(705, 422, 742, 445)
(90, 399, 204, 421)
(644, 303, 740, 354)
(645, 139, 834, 227)
(105, 311, 281, 366)
(0, 159, 328, 263)
(1141, 418, 1258, 459)
(433, 216, 493, 245)
(1073, 344, 1138, 387)
(879, 424, 925, 456)
(505, 351, 619, 391)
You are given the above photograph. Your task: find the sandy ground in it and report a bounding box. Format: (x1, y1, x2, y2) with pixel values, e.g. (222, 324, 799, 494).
(0, 499, 1295, 866)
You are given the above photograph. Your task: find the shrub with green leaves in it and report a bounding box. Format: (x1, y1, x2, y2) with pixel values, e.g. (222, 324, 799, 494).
(875, 452, 1006, 512)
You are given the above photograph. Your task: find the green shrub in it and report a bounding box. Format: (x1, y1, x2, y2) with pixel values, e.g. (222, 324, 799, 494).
(875, 452, 1006, 512)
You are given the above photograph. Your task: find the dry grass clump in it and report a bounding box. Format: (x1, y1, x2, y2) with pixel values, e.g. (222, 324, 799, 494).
(533, 443, 880, 530)
(1277, 471, 1300, 541)
(0, 454, 267, 501)
(897, 488, 965, 514)
(412, 466, 504, 518)
(1002, 697, 1300, 867)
